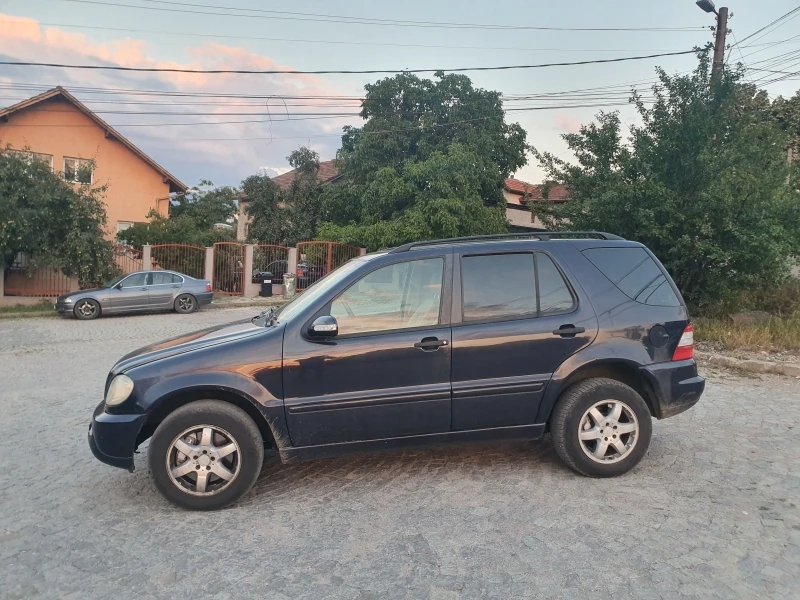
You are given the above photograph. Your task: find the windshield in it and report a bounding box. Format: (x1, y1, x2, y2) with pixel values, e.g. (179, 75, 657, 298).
(103, 274, 127, 288)
(273, 259, 367, 324)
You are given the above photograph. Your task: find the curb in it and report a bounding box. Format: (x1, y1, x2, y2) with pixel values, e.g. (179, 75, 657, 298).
(0, 311, 56, 319)
(696, 351, 800, 378)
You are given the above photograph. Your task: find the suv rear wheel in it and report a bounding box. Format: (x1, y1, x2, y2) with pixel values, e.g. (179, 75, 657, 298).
(551, 378, 652, 477)
(148, 400, 264, 510)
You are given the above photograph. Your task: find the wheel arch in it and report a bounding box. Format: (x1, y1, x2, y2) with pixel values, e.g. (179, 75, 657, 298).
(137, 387, 277, 450)
(538, 359, 661, 426)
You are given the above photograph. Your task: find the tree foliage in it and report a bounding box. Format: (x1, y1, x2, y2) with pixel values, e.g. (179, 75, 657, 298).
(0, 148, 116, 285)
(121, 180, 236, 249)
(245, 147, 324, 245)
(318, 72, 528, 250)
(532, 52, 800, 312)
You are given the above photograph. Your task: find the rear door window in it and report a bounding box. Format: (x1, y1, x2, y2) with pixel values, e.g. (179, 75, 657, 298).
(536, 254, 576, 315)
(582, 247, 680, 307)
(461, 254, 537, 321)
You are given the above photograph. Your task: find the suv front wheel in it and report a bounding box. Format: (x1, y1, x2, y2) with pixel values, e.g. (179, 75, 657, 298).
(148, 400, 264, 510)
(551, 378, 652, 478)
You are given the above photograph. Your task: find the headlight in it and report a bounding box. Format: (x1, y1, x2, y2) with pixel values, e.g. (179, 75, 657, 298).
(63, 297, 73, 303)
(105, 375, 134, 406)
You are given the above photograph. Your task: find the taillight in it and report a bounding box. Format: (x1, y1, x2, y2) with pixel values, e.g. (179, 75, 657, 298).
(205, 283, 212, 292)
(672, 323, 694, 361)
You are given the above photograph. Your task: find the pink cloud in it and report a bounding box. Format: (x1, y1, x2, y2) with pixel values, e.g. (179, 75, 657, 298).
(553, 113, 582, 133)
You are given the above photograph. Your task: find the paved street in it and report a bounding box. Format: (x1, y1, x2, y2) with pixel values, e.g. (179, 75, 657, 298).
(1, 309, 798, 599)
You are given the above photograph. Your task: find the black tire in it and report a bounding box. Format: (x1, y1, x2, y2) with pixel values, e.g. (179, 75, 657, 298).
(550, 378, 652, 478)
(148, 400, 264, 510)
(73, 298, 101, 320)
(174, 293, 198, 314)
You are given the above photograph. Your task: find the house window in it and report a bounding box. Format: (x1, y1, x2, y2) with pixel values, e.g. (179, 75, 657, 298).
(117, 221, 134, 233)
(63, 157, 93, 184)
(8, 150, 53, 169)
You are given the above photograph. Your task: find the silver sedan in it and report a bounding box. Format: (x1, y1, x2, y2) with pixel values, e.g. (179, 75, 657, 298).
(54, 271, 214, 320)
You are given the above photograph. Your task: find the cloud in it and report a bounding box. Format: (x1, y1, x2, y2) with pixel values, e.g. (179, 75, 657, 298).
(0, 14, 362, 186)
(553, 113, 582, 133)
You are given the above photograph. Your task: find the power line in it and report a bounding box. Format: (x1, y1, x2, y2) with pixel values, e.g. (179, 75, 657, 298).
(58, 0, 708, 32)
(0, 18, 696, 54)
(732, 6, 800, 48)
(0, 50, 697, 75)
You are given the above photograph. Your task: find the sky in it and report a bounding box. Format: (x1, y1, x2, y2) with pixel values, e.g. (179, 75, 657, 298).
(0, 0, 798, 188)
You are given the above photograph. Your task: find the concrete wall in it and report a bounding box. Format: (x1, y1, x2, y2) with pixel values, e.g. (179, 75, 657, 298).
(0, 96, 173, 239)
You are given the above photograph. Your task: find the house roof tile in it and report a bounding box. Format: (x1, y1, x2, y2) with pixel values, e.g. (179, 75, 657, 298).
(504, 178, 569, 202)
(271, 159, 340, 190)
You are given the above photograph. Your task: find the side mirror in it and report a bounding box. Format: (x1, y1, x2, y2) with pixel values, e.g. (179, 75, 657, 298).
(308, 315, 338, 338)
(115, 283, 123, 290)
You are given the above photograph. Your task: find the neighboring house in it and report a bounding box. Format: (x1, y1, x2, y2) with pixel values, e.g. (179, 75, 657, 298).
(0, 86, 187, 238)
(237, 160, 341, 241)
(504, 178, 569, 232)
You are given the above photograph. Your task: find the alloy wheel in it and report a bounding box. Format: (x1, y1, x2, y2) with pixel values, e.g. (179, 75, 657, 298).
(76, 300, 97, 318)
(166, 425, 241, 495)
(577, 400, 639, 464)
(178, 296, 194, 312)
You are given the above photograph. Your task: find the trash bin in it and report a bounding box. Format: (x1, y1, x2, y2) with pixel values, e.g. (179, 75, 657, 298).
(259, 272, 273, 297)
(283, 273, 296, 298)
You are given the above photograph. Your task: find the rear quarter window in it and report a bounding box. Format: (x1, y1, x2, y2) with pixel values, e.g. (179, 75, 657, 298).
(582, 247, 681, 307)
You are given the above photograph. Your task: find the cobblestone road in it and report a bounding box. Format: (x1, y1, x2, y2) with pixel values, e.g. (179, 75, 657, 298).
(1, 310, 799, 599)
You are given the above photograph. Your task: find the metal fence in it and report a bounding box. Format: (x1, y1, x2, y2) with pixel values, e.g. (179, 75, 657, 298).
(113, 244, 143, 275)
(151, 244, 206, 279)
(212, 242, 245, 295)
(3, 254, 71, 297)
(252, 244, 290, 283)
(295, 241, 361, 290)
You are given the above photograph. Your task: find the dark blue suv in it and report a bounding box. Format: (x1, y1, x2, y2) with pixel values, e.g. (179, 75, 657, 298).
(88, 232, 704, 510)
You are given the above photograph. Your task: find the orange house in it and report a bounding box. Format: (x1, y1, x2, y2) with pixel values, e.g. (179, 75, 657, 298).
(0, 86, 187, 237)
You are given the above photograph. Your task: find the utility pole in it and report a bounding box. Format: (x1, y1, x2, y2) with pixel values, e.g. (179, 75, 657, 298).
(696, 1, 729, 79)
(712, 7, 729, 79)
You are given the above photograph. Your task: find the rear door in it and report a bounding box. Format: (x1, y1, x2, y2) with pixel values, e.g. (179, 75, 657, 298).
(149, 272, 180, 308)
(110, 272, 151, 311)
(450, 249, 598, 430)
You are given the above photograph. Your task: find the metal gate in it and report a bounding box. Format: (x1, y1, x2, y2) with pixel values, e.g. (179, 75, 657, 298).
(212, 242, 245, 295)
(295, 241, 361, 290)
(253, 244, 290, 283)
(3, 254, 71, 297)
(150, 244, 206, 279)
(113, 244, 144, 275)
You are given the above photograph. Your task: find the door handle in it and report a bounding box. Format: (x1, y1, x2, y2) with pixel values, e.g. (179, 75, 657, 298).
(414, 337, 448, 351)
(553, 325, 585, 337)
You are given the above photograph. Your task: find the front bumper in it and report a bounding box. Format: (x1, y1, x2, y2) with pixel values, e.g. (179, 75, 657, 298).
(641, 359, 705, 419)
(88, 401, 146, 471)
(54, 301, 72, 315)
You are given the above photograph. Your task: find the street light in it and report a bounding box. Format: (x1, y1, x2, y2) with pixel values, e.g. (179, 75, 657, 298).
(696, 0, 717, 14)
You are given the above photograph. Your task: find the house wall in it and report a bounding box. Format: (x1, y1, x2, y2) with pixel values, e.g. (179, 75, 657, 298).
(0, 97, 172, 239)
(506, 202, 546, 229)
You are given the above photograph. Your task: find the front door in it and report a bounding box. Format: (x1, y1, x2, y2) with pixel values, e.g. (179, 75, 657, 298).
(283, 255, 452, 447)
(450, 251, 597, 430)
(110, 272, 151, 311)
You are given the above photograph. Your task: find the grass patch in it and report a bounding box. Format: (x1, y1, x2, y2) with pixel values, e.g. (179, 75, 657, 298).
(0, 300, 54, 314)
(694, 313, 800, 354)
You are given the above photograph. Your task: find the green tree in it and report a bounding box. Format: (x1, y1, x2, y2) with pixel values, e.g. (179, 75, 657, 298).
(532, 52, 800, 312)
(120, 209, 234, 249)
(0, 148, 116, 286)
(319, 72, 528, 250)
(242, 172, 286, 243)
(169, 179, 237, 229)
(284, 147, 323, 243)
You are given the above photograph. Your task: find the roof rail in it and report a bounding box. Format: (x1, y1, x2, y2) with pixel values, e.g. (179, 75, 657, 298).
(387, 231, 624, 253)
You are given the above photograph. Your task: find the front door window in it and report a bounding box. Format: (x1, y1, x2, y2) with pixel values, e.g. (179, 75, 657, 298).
(330, 258, 444, 335)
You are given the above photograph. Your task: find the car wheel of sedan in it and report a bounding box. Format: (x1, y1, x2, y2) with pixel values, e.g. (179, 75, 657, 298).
(174, 293, 198, 314)
(550, 378, 652, 478)
(73, 298, 101, 320)
(148, 400, 264, 510)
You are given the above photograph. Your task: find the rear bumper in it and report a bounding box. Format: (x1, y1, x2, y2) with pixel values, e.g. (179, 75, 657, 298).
(88, 401, 145, 471)
(196, 292, 214, 306)
(641, 359, 705, 419)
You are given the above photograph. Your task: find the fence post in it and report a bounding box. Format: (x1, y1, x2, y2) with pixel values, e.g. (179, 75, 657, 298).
(142, 245, 152, 271)
(243, 244, 257, 298)
(0, 270, 4, 299)
(68, 276, 80, 292)
(288, 247, 298, 279)
(204, 247, 214, 285)
(359, 248, 367, 256)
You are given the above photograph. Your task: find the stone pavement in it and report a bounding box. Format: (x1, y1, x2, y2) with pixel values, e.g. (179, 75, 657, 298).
(1, 309, 798, 599)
